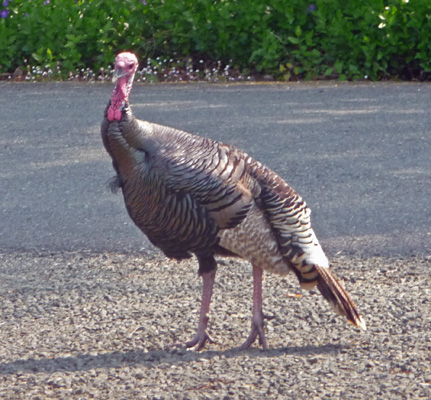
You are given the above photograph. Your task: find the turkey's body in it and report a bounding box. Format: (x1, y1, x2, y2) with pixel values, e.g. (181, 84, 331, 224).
(101, 52, 365, 350)
(102, 105, 325, 278)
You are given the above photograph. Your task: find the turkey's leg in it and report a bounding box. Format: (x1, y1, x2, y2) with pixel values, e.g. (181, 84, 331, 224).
(239, 265, 267, 350)
(185, 269, 216, 350)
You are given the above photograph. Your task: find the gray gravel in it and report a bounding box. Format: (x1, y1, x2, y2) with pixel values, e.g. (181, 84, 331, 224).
(0, 251, 430, 399)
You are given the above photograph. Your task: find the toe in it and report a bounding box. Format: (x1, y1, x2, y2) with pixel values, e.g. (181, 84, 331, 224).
(185, 330, 215, 351)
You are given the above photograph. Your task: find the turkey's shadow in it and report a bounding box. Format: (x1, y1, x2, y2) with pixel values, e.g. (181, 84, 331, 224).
(0, 343, 343, 375)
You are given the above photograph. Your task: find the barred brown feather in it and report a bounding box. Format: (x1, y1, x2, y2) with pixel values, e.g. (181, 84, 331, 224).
(315, 265, 367, 330)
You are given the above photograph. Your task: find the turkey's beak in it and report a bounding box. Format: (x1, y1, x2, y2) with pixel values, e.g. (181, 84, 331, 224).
(112, 67, 127, 83)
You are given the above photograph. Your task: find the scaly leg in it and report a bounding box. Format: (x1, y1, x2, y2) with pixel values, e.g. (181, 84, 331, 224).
(185, 269, 216, 350)
(239, 265, 267, 350)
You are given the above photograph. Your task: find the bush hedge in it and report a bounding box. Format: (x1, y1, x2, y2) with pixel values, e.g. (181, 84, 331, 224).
(1, 0, 431, 80)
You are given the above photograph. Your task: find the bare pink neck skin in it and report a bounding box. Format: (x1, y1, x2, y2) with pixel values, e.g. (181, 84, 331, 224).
(107, 76, 129, 122)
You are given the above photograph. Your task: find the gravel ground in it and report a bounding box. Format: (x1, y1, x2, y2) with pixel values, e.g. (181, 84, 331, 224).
(0, 251, 430, 399)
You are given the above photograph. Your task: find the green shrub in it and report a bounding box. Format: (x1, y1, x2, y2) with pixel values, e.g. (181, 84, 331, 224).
(0, 0, 153, 77)
(1, 0, 431, 80)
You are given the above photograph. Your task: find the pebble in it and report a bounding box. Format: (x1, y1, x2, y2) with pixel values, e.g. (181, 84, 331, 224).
(0, 252, 429, 399)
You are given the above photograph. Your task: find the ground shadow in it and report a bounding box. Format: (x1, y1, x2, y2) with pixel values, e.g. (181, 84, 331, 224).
(0, 343, 344, 375)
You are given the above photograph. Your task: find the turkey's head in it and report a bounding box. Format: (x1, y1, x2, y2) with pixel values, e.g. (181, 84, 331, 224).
(108, 52, 138, 122)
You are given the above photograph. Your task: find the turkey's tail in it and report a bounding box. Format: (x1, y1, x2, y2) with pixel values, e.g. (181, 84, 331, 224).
(301, 264, 366, 330)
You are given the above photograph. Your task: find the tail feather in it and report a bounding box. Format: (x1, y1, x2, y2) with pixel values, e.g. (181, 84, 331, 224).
(314, 265, 366, 330)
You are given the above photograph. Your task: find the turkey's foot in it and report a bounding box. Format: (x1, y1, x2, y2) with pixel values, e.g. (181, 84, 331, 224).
(168, 328, 216, 351)
(185, 329, 216, 351)
(238, 314, 268, 350)
(238, 265, 269, 350)
(170, 269, 217, 351)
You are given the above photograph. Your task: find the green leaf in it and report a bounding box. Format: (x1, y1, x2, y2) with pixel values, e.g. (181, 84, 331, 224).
(283, 71, 291, 81)
(334, 61, 344, 73)
(324, 67, 334, 76)
(32, 53, 41, 62)
(287, 36, 299, 44)
(310, 49, 320, 58)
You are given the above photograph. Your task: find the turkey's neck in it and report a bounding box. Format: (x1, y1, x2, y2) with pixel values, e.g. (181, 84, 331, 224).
(108, 75, 133, 122)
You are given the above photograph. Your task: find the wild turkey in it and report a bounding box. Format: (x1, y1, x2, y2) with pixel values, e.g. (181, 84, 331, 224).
(101, 52, 366, 350)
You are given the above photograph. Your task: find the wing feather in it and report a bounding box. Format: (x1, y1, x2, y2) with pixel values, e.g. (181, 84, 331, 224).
(148, 124, 259, 230)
